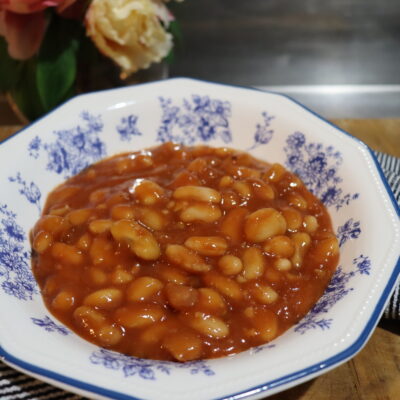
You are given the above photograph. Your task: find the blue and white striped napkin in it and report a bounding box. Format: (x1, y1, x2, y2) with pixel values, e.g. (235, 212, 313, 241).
(0, 152, 399, 400)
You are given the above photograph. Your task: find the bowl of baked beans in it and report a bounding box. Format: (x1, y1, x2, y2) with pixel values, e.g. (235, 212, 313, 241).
(0, 78, 399, 400)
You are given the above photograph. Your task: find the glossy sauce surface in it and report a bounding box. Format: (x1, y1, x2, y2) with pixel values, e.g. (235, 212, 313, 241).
(31, 143, 339, 361)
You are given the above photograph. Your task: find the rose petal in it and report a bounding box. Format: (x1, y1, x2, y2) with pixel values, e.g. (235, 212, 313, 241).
(3, 10, 46, 59)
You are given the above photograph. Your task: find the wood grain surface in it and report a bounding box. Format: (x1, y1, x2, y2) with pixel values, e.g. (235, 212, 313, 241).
(0, 121, 399, 400)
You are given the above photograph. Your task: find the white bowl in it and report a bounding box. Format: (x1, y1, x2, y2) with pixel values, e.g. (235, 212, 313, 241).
(0, 78, 399, 400)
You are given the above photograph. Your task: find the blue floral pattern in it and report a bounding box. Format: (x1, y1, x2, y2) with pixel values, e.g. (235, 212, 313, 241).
(295, 255, 371, 334)
(27, 112, 106, 178)
(31, 316, 70, 335)
(0, 204, 37, 300)
(284, 132, 359, 210)
(117, 115, 142, 142)
(248, 111, 275, 150)
(157, 95, 232, 145)
(8, 172, 42, 213)
(337, 218, 361, 247)
(90, 349, 215, 380)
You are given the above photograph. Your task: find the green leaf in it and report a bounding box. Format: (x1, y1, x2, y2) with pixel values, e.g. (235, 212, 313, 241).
(168, 20, 183, 49)
(0, 37, 23, 92)
(10, 58, 46, 121)
(36, 16, 80, 111)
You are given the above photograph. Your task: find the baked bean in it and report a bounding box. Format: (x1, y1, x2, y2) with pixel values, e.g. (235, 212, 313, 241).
(67, 209, 92, 226)
(220, 191, 240, 209)
(33, 231, 53, 254)
(203, 271, 243, 301)
(165, 244, 210, 273)
(89, 219, 112, 234)
(251, 283, 278, 304)
(218, 255, 243, 275)
(219, 176, 234, 188)
(187, 312, 229, 339)
(291, 232, 311, 268)
(173, 185, 221, 203)
(37, 215, 68, 235)
(111, 219, 160, 260)
(163, 331, 203, 362)
(281, 207, 303, 232)
(274, 258, 292, 271)
(253, 181, 275, 201)
(137, 208, 167, 231)
(114, 304, 165, 328)
(158, 265, 189, 285)
(245, 307, 278, 342)
(245, 208, 287, 242)
(49, 205, 70, 216)
(303, 215, 319, 234)
(134, 180, 165, 205)
(184, 236, 228, 256)
(165, 283, 198, 310)
(86, 267, 108, 286)
(111, 204, 135, 220)
(310, 235, 339, 261)
(76, 233, 92, 251)
(97, 324, 123, 346)
(263, 236, 295, 258)
(232, 181, 252, 198)
(287, 193, 308, 211)
(51, 242, 83, 265)
(220, 208, 248, 243)
(83, 288, 123, 310)
(240, 247, 265, 281)
(126, 277, 163, 302)
(110, 267, 134, 285)
(180, 203, 222, 223)
(263, 163, 287, 182)
(52, 291, 76, 311)
(89, 237, 114, 265)
(196, 288, 227, 315)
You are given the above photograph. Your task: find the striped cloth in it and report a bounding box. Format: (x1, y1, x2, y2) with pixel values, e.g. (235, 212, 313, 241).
(1, 152, 399, 400)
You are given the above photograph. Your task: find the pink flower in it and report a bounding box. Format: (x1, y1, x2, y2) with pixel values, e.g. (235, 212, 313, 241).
(0, 0, 77, 60)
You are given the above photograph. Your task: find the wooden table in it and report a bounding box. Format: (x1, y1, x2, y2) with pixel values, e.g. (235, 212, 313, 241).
(1, 121, 399, 400)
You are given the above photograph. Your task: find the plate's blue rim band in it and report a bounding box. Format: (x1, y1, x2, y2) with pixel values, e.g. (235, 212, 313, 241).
(0, 77, 399, 400)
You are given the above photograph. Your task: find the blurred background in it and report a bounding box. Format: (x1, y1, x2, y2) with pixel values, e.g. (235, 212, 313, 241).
(168, 0, 400, 118)
(1, 0, 400, 121)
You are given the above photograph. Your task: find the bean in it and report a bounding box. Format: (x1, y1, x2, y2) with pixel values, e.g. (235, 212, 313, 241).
(52, 291, 76, 311)
(126, 277, 163, 302)
(140, 321, 171, 345)
(287, 193, 308, 210)
(37, 215, 68, 235)
(73, 305, 107, 330)
(83, 288, 123, 310)
(158, 265, 189, 285)
(253, 182, 275, 201)
(240, 247, 265, 281)
(135, 180, 165, 205)
(137, 208, 167, 231)
(111, 204, 135, 220)
(89, 219, 112, 234)
(263, 235, 295, 258)
(111, 219, 160, 260)
(165, 244, 211, 273)
(76, 233, 92, 251)
(291, 232, 311, 268)
(180, 203, 222, 223)
(218, 255, 243, 275)
(251, 283, 278, 304)
(220, 191, 240, 209)
(114, 304, 165, 328)
(187, 312, 229, 338)
(187, 158, 207, 172)
(303, 215, 319, 233)
(311, 235, 339, 261)
(219, 176, 234, 188)
(89, 237, 114, 265)
(86, 267, 108, 286)
(51, 242, 83, 265)
(220, 208, 249, 244)
(173, 185, 221, 203)
(203, 271, 243, 301)
(232, 181, 252, 198)
(244, 307, 279, 341)
(281, 207, 303, 232)
(274, 258, 292, 271)
(97, 324, 123, 346)
(163, 331, 203, 362)
(245, 208, 287, 242)
(196, 288, 227, 315)
(184, 236, 228, 256)
(67, 209, 92, 226)
(33, 231, 53, 254)
(165, 283, 198, 310)
(263, 163, 287, 183)
(110, 267, 134, 285)
(49, 205, 70, 216)
(89, 189, 108, 204)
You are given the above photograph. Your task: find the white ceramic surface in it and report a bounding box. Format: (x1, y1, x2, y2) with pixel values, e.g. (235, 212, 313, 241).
(0, 78, 399, 400)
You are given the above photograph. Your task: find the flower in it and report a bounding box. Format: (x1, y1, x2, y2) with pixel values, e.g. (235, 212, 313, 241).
(0, 0, 77, 59)
(85, 0, 173, 76)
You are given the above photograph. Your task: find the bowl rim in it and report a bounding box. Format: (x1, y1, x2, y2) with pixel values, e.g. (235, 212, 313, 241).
(0, 77, 399, 400)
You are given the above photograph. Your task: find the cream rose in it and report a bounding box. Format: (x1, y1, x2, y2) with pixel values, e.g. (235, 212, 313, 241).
(85, 0, 173, 76)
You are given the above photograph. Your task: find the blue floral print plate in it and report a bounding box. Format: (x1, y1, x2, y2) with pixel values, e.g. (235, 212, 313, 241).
(0, 78, 399, 400)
